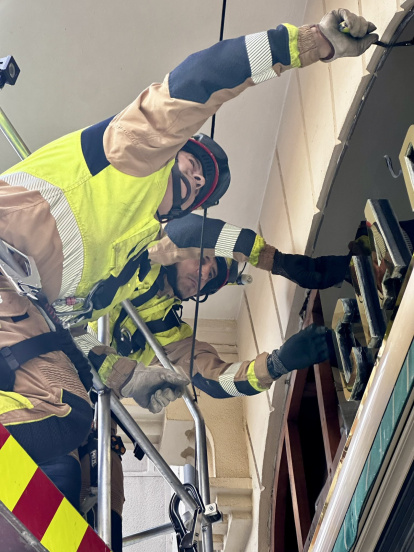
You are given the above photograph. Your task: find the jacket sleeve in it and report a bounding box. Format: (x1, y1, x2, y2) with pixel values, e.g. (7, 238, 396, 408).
(160, 337, 275, 399)
(75, 330, 137, 395)
(103, 24, 319, 177)
(148, 213, 276, 271)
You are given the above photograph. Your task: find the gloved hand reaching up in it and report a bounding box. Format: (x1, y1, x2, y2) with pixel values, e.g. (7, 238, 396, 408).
(267, 324, 336, 379)
(120, 366, 189, 414)
(318, 8, 378, 61)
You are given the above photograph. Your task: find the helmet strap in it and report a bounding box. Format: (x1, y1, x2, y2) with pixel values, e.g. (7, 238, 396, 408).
(167, 161, 192, 219)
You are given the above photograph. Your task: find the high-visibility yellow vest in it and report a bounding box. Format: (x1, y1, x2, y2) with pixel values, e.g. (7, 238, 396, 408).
(2, 118, 173, 319)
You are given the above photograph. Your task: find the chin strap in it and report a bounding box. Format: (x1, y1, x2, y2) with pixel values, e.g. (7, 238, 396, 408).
(161, 161, 192, 221)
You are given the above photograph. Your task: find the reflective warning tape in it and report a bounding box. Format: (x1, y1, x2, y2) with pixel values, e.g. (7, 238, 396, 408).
(0, 424, 111, 551)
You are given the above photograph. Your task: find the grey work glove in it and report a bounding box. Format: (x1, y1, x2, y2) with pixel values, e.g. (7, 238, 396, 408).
(120, 365, 190, 414)
(318, 8, 378, 61)
(267, 324, 336, 379)
(272, 250, 351, 289)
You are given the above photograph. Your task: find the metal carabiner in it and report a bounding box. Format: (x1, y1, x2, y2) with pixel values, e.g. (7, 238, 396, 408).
(0, 239, 42, 300)
(52, 281, 103, 326)
(119, 327, 132, 344)
(169, 483, 204, 552)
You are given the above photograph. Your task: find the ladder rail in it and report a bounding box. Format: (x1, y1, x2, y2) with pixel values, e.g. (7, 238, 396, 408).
(0, 106, 30, 161)
(121, 300, 214, 550)
(96, 317, 112, 547)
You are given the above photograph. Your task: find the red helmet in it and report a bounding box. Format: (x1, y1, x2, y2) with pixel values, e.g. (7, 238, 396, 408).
(163, 134, 231, 221)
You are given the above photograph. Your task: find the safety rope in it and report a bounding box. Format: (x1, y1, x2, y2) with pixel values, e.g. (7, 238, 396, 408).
(188, 0, 228, 402)
(188, 208, 208, 402)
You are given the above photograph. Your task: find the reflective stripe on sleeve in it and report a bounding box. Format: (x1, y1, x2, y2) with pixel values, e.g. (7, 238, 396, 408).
(75, 332, 101, 357)
(215, 223, 242, 259)
(245, 32, 277, 84)
(218, 362, 247, 397)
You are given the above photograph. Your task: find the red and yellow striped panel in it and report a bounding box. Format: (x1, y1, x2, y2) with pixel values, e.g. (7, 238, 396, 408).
(0, 424, 111, 552)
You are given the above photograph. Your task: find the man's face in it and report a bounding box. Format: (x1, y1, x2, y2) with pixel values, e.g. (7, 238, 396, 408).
(173, 256, 218, 299)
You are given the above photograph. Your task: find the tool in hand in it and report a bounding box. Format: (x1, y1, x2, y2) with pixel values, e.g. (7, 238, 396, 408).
(339, 21, 414, 48)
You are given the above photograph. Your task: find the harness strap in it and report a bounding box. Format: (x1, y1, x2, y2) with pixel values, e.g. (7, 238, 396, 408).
(90, 249, 151, 314)
(79, 431, 99, 487)
(0, 324, 93, 393)
(162, 161, 192, 222)
(127, 308, 181, 355)
(79, 430, 126, 489)
(0, 321, 94, 392)
(110, 411, 145, 461)
(0, 332, 64, 392)
(55, 325, 94, 391)
(0, 333, 62, 369)
(115, 301, 182, 357)
(112, 268, 165, 352)
(32, 293, 94, 391)
(113, 269, 165, 334)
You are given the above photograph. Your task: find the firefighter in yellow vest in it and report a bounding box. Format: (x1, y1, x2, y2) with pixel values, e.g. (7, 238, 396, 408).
(83, 212, 348, 405)
(0, 8, 377, 511)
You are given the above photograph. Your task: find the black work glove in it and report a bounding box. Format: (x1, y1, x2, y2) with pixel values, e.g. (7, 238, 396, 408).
(272, 250, 351, 289)
(267, 324, 336, 379)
